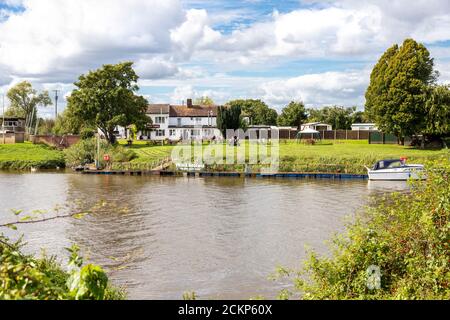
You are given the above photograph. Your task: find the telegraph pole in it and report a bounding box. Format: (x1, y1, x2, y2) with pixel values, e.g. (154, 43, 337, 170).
(53, 90, 59, 119)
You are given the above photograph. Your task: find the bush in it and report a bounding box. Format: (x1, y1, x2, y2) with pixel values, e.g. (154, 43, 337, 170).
(64, 138, 136, 168)
(276, 157, 450, 300)
(80, 128, 95, 140)
(0, 237, 125, 300)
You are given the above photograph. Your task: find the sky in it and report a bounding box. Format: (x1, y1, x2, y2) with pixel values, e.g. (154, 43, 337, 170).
(0, 0, 450, 118)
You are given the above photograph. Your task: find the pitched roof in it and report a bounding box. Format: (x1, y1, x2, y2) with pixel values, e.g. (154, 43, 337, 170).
(147, 104, 219, 117)
(170, 105, 218, 117)
(147, 104, 170, 114)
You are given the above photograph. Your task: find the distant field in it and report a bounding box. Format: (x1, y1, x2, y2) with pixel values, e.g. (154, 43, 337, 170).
(118, 139, 450, 174)
(0, 143, 65, 170)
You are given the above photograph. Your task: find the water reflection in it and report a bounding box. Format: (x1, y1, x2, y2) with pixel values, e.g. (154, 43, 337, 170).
(0, 173, 404, 299)
(367, 180, 410, 193)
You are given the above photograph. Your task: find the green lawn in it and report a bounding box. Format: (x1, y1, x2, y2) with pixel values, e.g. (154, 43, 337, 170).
(277, 140, 449, 174)
(119, 139, 450, 174)
(0, 143, 65, 170)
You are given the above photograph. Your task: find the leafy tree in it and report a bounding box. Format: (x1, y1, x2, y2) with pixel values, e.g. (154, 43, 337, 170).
(424, 85, 450, 138)
(227, 99, 278, 126)
(37, 118, 56, 135)
(216, 105, 243, 137)
(53, 108, 86, 136)
(194, 96, 215, 106)
(66, 62, 150, 144)
(365, 39, 438, 143)
(277, 101, 308, 129)
(6, 81, 52, 126)
(307, 106, 359, 130)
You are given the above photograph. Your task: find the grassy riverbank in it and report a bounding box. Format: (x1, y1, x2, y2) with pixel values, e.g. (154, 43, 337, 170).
(1, 140, 447, 173)
(278, 140, 449, 174)
(0, 143, 65, 170)
(120, 140, 449, 174)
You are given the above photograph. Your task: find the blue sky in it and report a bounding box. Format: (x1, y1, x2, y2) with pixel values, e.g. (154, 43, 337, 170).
(0, 0, 449, 117)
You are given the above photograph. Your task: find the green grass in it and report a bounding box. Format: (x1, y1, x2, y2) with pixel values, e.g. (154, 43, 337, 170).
(120, 139, 449, 174)
(277, 140, 449, 174)
(0, 143, 65, 170)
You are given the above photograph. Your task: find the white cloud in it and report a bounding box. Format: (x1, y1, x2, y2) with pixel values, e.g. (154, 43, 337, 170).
(170, 85, 195, 104)
(135, 58, 179, 79)
(259, 70, 370, 108)
(0, 0, 184, 79)
(170, 9, 222, 58)
(0, 0, 449, 109)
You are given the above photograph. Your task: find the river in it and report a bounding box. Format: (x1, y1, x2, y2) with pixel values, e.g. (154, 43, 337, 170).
(0, 172, 408, 299)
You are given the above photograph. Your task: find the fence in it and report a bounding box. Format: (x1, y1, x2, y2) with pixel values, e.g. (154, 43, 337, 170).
(277, 129, 372, 141)
(369, 132, 399, 144)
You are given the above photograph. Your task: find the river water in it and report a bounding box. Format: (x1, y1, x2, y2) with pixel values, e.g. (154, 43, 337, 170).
(0, 172, 408, 299)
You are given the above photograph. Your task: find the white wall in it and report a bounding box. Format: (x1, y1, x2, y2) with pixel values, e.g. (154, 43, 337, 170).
(168, 117, 216, 127)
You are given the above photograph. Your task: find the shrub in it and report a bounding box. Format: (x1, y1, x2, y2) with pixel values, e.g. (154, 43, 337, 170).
(64, 138, 136, 167)
(0, 237, 125, 300)
(276, 157, 450, 300)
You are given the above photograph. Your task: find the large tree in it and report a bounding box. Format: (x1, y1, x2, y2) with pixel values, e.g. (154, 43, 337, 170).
(277, 101, 308, 129)
(226, 99, 278, 126)
(6, 81, 52, 126)
(67, 62, 150, 144)
(365, 38, 438, 143)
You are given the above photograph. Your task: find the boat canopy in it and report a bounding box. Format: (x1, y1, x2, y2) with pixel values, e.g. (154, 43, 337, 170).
(372, 159, 404, 170)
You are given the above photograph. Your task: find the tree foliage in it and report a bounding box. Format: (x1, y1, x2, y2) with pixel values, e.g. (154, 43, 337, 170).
(66, 62, 150, 144)
(424, 85, 450, 137)
(277, 157, 450, 300)
(227, 99, 278, 126)
(307, 106, 364, 130)
(63, 138, 136, 168)
(194, 96, 215, 106)
(365, 39, 438, 140)
(277, 101, 308, 129)
(0, 236, 124, 300)
(216, 104, 243, 137)
(53, 108, 87, 136)
(6, 81, 52, 125)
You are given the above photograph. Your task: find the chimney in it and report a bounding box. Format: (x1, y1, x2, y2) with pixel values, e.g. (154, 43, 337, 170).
(187, 98, 193, 108)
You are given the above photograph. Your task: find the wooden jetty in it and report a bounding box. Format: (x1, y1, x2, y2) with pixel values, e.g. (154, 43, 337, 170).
(81, 170, 368, 180)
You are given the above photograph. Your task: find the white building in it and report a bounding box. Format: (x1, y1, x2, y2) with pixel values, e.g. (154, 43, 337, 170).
(138, 99, 221, 141)
(351, 123, 378, 131)
(300, 122, 332, 131)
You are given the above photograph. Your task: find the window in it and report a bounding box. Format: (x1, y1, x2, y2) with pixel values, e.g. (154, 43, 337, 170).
(169, 129, 176, 136)
(155, 117, 166, 124)
(177, 118, 182, 126)
(195, 118, 202, 124)
(156, 130, 165, 137)
(191, 129, 200, 136)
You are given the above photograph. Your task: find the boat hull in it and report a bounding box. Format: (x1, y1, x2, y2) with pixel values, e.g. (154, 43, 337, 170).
(367, 167, 426, 181)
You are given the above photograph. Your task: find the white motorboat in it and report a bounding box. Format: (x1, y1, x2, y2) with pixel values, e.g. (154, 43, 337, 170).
(366, 158, 426, 181)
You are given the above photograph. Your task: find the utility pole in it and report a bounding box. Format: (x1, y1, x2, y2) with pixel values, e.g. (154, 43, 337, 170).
(53, 90, 59, 119)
